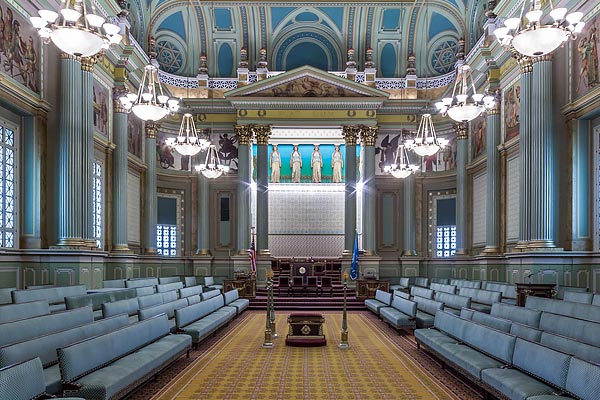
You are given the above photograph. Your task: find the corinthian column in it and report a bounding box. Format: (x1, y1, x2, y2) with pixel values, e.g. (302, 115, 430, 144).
(483, 91, 501, 254)
(144, 122, 159, 254)
(57, 54, 84, 247)
(361, 125, 378, 255)
(342, 126, 359, 253)
(516, 55, 533, 249)
(81, 56, 96, 248)
(112, 85, 130, 252)
(235, 125, 253, 253)
(455, 122, 469, 255)
(254, 125, 271, 254)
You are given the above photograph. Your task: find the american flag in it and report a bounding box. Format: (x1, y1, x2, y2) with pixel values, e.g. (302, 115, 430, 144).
(249, 237, 257, 276)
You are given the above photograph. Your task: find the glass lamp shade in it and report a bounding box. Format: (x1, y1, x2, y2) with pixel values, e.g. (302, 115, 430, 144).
(446, 104, 485, 122)
(131, 104, 169, 122)
(50, 27, 105, 57)
(413, 143, 440, 157)
(390, 169, 412, 179)
(174, 143, 202, 156)
(511, 27, 567, 57)
(197, 146, 229, 179)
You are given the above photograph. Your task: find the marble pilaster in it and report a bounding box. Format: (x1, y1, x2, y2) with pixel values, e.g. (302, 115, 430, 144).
(483, 92, 501, 254)
(342, 126, 359, 253)
(361, 125, 378, 255)
(235, 125, 253, 253)
(254, 125, 271, 254)
(144, 122, 159, 254)
(455, 122, 469, 255)
(112, 86, 130, 252)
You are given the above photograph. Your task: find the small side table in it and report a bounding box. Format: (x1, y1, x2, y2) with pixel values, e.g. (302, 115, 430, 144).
(285, 313, 326, 347)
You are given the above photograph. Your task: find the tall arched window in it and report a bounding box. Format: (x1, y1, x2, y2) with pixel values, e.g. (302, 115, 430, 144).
(0, 120, 17, 248)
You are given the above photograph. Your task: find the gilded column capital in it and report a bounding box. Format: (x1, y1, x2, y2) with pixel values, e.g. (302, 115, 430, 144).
(532, 54, 553, 64)
(80, 56, 97, 72)
(61, 52, 80, 61)
(360, 125, 378, 146)
(253, 125, 271, 145)
(455, 122, 469, 140)
(145, 122, 160, 139)
(235, 124, 253, 145)
(342, 125, 359, 145)
(112, 86, 129, 114)
(513, 52, 533, 74)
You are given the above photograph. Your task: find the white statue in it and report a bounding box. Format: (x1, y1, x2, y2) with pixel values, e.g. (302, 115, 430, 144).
(332, 145, 344, 183)
(270, 144, 281, 183)
(290, 145, 302, 183)
(311, 145, 323, 183)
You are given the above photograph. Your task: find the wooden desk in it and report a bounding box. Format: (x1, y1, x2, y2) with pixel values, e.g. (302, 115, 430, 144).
(223, 278, 256, 298)
(356, 279, 389, 300)
(285, 313, 326, 347)
(515, 283, 555, 307)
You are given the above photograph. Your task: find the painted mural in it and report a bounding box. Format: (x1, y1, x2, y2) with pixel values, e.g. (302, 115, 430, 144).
(156, 133, 185, 171)
(503, 82, 520, 141)
(574, 14, 599, 97)
(440, 136, 457, 171)
(375, 133, 403, 175)
(472, 117, 486, 159)
(0, 3, 40, 93)
(92, 80, 109, 136)
(216, 133, 239, 172)
(127, 115, 143, 158)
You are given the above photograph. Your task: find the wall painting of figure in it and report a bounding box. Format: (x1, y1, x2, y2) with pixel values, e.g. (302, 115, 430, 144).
(127, 115, 143, 158)
(471, 117, 486, 160)
(574, 14, 599, 98)
(503, 82, 520, 142)
(93, 80, 110, 136)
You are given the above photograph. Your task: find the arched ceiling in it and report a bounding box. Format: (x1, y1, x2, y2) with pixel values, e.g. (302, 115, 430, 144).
(125, 1, 488, 78)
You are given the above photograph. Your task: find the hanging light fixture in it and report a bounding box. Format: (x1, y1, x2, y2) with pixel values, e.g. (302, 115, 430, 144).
(165, 113, 209, 156)
(493, 0, 585, 57)
(29, 0, 122, 57)
(436, 64, 490, 123)
(405, 113, 449, 157)
(195, 145, 229, 179)
(384, 144, 419, 178)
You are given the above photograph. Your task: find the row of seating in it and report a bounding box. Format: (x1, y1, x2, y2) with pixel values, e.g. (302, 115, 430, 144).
(415, 310, 600, 400)
(0, 288, 248, 399)
(278, 275, 333, 296)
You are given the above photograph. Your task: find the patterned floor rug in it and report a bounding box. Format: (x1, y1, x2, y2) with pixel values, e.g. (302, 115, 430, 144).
(126, 311, 482, 400)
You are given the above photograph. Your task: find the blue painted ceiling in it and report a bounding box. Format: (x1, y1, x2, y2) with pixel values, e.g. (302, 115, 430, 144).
(128, 1, 486, 78)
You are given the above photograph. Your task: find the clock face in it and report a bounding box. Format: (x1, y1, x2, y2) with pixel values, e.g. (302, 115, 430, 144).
(299, 267, 306, 275)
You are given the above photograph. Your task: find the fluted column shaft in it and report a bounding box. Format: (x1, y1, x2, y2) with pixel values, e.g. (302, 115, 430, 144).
(529, 56, 555, 248)
(361, 126, 378, 255)
(455, 123, 468, 254)
(518, 57, 533, 247)
(343, 126, 359, 252)
(112, 87, 130, 251)
(403, 174, 416, 255)
(484, 96, 501, 253)
(235, 125, 253, 253)
(58, 55, 84, 247)
(81, 57, 95, 248)
(254, 125, 271, 254)
(144, 122, 159, 254)
(196, 172, 210, 254)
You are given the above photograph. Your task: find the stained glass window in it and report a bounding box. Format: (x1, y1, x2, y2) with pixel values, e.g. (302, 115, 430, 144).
(92, 161, 103, 248)
(435, 225, 456, 257)
(0, 126, 16, 248)
(157, 225, 177, 256)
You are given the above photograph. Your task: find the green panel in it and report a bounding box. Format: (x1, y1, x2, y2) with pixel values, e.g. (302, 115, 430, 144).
(382, 194, 395, 246)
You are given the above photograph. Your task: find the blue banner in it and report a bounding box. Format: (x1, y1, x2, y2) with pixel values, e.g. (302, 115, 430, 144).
(350, 232, 359, 280)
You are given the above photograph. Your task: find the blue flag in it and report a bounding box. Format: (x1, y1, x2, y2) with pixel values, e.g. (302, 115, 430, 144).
(350, 232, 359, 280)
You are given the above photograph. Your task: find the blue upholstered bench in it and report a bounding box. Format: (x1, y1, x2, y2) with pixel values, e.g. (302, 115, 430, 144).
(201, 288, 222, 300)
(379, 297, 417, 331)
(491, 302, 542, 327)
(0, 358, 84, 400)
(0, 287, 15, 305)
(158, 276, 181, 285)
(0, 300, 50, 323)
(393, 289, 410, 300)
(125, 277, 159, 289)
(365, 289, 393, 316)
(413, 296, 443, 328)
(483, 282, 517, 305)
(156, 281, 184, 293)
(525, 296, 600, 323)
(430, 282, 457, 295)
(11, 285, 87, 312)
(58, 314, 191, 400)
(389, 277, 414, 292)
(179, 285, 203, 299)
(458, 287, 501, 313)
(0, 314, 129, 394)
(460, 308, 512, 332)
(563, 290, 593, 304)
(434, 291, 471, 315)
(223, 289, 250, 315)
(175, 295, 237, 347)
(65, 288, 138, 319)
(414, 277, 430, 288)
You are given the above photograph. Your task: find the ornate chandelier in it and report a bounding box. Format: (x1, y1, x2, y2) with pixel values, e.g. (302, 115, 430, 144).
(405, 113, 449, 157)
(165, 114, 209, 156)
(384, 144, 419, 179)
(29, 0, 122, 57)
(195, 145, 229, 179)
(436, 64, 492, 123)
(493, 0, 585, 57)
(120, 63, 180, 122)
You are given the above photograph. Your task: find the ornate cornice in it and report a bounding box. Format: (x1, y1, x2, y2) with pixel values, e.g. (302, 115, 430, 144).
(342, 125, 360, 145)
(360, 125, 378, 146)
(112, 86, 129, 114)
(455, 122, 469, 140)
(235, 125, 253, 145)
(253, 125, 271, 145)
(145, 122, 160, 139)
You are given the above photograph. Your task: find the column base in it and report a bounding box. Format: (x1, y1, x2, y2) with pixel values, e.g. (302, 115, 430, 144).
(55, 238, 86, 248)
(514, 241, 529, 251)
(111, 245, 132, 254)
(455, 249, 469, 256)
(527, 239, 557, 249)
(258, 249, 271, 256)
(83, 239, 97, 249)
(195, 249, 212, 256)
(144, 248, 157, 255)
(481, 246, 501, 254)
(238, 249, 249, 256)
(401, 250, 417, 256)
